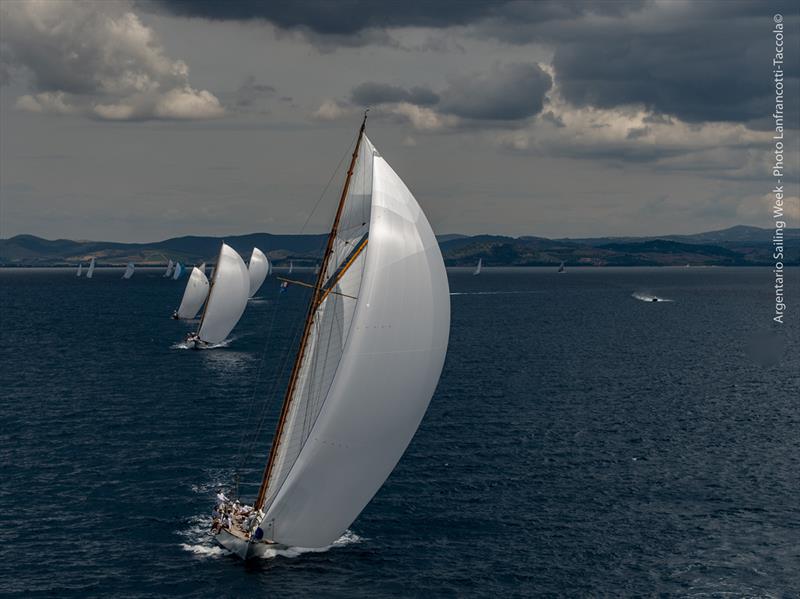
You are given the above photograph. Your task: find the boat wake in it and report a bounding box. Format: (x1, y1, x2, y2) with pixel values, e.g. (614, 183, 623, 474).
(171, 338, 234, 350)
(632, 292, 673, 303)
(178, 515, 362, 560)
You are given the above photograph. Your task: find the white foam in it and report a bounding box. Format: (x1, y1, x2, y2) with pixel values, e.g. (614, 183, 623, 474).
(632, 292, 673, 303)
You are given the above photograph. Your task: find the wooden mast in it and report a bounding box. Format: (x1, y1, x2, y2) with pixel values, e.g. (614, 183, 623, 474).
(254, 112, 368, 510)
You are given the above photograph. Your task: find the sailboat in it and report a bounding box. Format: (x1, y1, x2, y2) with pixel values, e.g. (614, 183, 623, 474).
(86, 257, 96, 279)
(212, 114, 450, 558)
(248, 248, 270, 298)
(472, 258, 482, 276)
(172, 262, 183, 280)
(558, 261, 566, 273)
(288, 261, 293, 275)
(185, 243, 249, 348)
(164, 259, 174, 278)
(76, 263, 83, 277)
(173, 265, 210, 319)
(122, 262, 135, 279)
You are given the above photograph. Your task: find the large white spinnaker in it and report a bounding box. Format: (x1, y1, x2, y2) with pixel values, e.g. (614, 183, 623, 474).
(122, 262, 135, 279)
(164, 260, 174, 277)
(257, 135, 450, 548)
(176, 267, 210, 319)
(86, 257, 96, 279)
(248, 248, 270, 298)
(196, 244, 250, 344)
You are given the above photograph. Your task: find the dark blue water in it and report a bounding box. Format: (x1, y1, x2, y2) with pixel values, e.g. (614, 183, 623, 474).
(1, 267, 798, 597)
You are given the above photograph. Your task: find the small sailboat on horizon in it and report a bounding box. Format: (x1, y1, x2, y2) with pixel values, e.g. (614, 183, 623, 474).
(472, 258, 482, 276)
(184, 243, 249, 349)
(76, 263, 83, 277)
(211, 114, 450, 559)
(86, 257, 96, 279)
(164, 260, 174, 278)
(122, 262, 135, 279)
(172, 262, 184, 280)
(558, 261, 566, 273)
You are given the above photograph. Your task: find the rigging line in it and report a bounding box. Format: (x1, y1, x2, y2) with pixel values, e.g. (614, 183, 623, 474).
(239, 282, 314, 471)
(234, 291, 284, 472)
(277, 277, 358, 300)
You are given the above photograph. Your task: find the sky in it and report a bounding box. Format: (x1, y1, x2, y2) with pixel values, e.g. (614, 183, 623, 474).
(0, 0, 798, 242)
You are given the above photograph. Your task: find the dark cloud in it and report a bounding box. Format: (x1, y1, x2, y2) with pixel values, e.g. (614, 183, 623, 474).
(350, 82, 439, 107)
(147, 0, 797, 127)
(347, 63, 551, 123)
(235, 75, 276, 108)
(439, 63, 552, 121)
(147, 0, 505, 34)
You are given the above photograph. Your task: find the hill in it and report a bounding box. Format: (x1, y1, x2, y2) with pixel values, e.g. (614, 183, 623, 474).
(1, 226, 796, 267)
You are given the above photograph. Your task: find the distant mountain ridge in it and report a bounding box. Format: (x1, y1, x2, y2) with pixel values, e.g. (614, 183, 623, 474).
(1, 226, 797, 267)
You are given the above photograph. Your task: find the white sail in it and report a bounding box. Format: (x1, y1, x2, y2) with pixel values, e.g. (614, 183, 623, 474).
(86, 257, 96, 279)
(473, 258, 482, 276)
(198, 262, 206, 275)
(248, 247, 270, 298)
(76, 263, 83, 277)
(164, 259, 174, 277)
(122, 262, 135, 279)
(172, 262, 183, 280)
(288, 261, 293, 274)
(196, 243, 250, 344)
(259, 136, 450, 548)
(176, 267, 210, 319)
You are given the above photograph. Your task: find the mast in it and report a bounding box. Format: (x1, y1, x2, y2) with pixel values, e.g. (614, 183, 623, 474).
(254, 112, 368, 510)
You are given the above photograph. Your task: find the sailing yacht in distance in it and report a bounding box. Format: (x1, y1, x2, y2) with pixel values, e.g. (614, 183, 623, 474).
(212, 114, 450, 558)
(122, 262, 135, 279)
(76, 263, 83, 277)
(173, 265, 210, 320)
(172, 262, 183, 280)
(288, 261, 293, 275)
(558, 261, 566, 273)
(247, 247, 270, 298)
(185, 243, 249, 348)
(86, 257, 96, 279)
(473, 258, 482, 276)
(164, 259, 174, 278)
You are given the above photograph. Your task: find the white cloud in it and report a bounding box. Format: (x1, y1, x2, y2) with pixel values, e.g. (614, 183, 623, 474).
(312, 99, 349, 121)
(1, 0, 223, 121)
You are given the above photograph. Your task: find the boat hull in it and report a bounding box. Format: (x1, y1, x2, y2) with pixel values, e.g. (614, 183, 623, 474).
(214, 528, 282, 560)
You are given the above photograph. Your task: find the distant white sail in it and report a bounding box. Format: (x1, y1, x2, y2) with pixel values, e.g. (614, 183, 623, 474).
(76, 263, 83, 277)
(558, 261, 566, 273)
(196, 243, 250, 344)
(164, 259, 174, 278)
(122, 262, 135, 279)
(248, 247, 270, 298)
(176, 266, 210, 319)
(473, 258, 482, 276)
(288, 261, 293, 274)
(172, 262, 183, 280)
(86, 257, 96, 279)
(198, 263, 206, 275)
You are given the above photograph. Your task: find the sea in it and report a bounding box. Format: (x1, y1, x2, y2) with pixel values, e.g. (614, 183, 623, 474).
(1, 266, 798, 598)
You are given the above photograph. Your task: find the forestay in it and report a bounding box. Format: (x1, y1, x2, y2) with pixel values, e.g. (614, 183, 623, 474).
(197, 243, 250, 344)
(176, 266, 210, 319)
(258, 136, 450, 548)
(248, 248, 270, 298)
